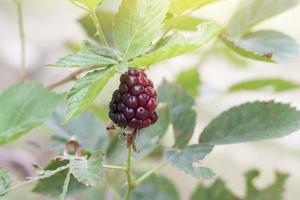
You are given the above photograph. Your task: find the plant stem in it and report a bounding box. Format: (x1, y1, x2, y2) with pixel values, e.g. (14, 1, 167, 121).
(135, 162, 168, 186)
(13, 0, 27, 81)
(59, 170, 71, 200)
(103, 165, 127, 172)
(89, 9, 108, 47)
(125, 147, 134, 200)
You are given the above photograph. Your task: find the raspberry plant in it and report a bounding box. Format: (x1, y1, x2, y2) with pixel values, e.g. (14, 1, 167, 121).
(0, 0, 300, 199)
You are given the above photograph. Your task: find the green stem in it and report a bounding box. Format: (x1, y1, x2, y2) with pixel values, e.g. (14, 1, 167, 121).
(135, 162, 168, 186)
(125, 147, 134, 200)
(13, 0, 26, 81)
(103, 165, 127, 171)
(59, 170, 71, 200)
(89, 9, 108, 47)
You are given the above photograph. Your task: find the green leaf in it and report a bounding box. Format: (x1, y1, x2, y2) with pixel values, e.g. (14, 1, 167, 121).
(113, 0, 170, 59)
(229, 78, 299, 92)
(227, 0, 300, 37)
(132, 175, 180, 200)
(199, 101, 300, 145)
(69, 152, 103, 186)
(221, 31, 299, 63)
(176, 68, 201, 97)
(0, 83, 61, 145)
(169, 0, 220, 15)
(165, 144, 214, 179)
(106, 134, 127, 165)
(158, 83, 196, 148)
(79, 10, 114, 44)
(47, 106, 108, 151)
(164, 15, 205, 31)
(73, 0, 103, 9)
(132, 22, 221, 67)
(49, 41, 120, 68)
(190, 179, 236, 200)
(66, 67, 116, 121)
(190, 170, 288, 200)
(0, 168, 10, 200)
(245, 170, 288, 200)
(33, 160, 86, 197)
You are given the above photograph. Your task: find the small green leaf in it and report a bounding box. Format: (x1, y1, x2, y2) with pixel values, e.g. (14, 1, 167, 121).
(49, 41, 120, 68)
(79, 10, 114, 44)
(245, 170, 288, 200)
(165, 144, 214, 179)
(158, 83, 196, 148)
(113, 0, 170, 59)
(221, 31, 299, 63)
(227, 0, 300, 37)
(0, 168, 10, 200)
(66, 67, 116, 121)
(169, 0, 220, 15)
(190, 179, 236, 200)
(73, 0, 103, 9)
(200, 101, 300, 145)
(229, 78, 299, 92)
(132, 22, 221, 67)
(69, 152, 103, 186)
(132, 175, 180, 200)
(176, 68, 201, 97)
(47, 106, 108, 151)
(0, 83, 61, 145)
(190, 170, 288, 200)
(33, 160, 86, 197)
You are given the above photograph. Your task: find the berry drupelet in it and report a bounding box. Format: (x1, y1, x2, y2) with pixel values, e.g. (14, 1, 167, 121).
(108, 68, 158, 151)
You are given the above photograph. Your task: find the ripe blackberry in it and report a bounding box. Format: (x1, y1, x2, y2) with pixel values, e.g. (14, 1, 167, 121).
(108, 68, 158, 150)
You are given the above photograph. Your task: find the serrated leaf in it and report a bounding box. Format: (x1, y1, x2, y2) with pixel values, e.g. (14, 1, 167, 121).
(190, 179, 236, 200)
(49, 41, 120, 68)
(165, 144, 214, 179)
(0, 168, 10, 200)
(132, 22, 221, 67)
(221, 31, 299, 63)
(47, 106, 108, 151)
(245, 170, 288, 200)
(33, 160, 86, 197)
(227, 0, 300, 37)
(69, 152, 103, 186)
(176, 68, 201, 97)
(66, 67, 116, 121)
(113, 0, 170, 59)
(132, 175, 180, 200)
(79, 10, 114, 44)
(190, 170, 288, 200)
(0, 83, 61, 145)
(199, 101, 300, 145)
(158, 83, 196, 148)
(169, 0, 220, 15)
(229, 78, 299, 92)
(73, 0, 103, 9)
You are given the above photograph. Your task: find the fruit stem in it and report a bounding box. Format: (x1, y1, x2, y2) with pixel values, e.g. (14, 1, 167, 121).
(125, 147, 135, 200)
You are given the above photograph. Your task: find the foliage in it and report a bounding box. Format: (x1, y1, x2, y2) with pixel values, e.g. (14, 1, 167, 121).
(1, 0, 300, 199)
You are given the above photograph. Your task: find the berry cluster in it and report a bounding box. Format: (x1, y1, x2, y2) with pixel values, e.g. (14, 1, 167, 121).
(109, 69, 158, 131)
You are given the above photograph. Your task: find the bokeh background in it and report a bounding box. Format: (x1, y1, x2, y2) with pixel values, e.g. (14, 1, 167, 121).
(1, 0, 300, 199)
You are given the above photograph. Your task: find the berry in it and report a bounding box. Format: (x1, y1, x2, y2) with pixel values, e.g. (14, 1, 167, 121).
(108, 68, 158, 130)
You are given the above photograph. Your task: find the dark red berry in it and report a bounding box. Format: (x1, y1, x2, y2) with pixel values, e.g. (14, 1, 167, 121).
(109, 68, 158, 130)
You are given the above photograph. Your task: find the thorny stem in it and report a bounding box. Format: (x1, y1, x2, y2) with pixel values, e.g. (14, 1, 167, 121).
(13, 0, 27, 81)
(125, 147, 134, 200)
(47, 67, 93, 89)
(89, 9, 108, 47)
